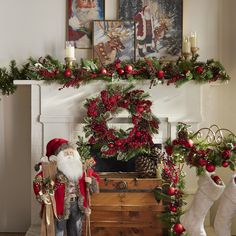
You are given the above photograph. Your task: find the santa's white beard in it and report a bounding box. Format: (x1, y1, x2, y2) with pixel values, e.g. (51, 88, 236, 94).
(57, 151, 83, 182)
(75, 7, 100, 27)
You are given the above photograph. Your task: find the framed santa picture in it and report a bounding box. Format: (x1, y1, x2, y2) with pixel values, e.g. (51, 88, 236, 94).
(118, 0, 183, 61)
(67, 0, 105, 49)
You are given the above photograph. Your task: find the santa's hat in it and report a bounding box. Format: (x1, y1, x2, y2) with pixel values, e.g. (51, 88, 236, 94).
(46, 138, 77, 157)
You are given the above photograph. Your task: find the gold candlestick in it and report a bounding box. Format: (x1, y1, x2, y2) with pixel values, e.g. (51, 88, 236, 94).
(182, 52, 191, 60)
(191, 47, 199, 57)
(65, 57, 76, 68)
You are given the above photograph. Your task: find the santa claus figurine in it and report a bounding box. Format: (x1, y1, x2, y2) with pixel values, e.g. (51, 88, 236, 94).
(33, 138, 99, 236)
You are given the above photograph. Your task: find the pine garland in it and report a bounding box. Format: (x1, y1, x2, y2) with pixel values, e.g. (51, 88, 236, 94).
(154, 150, 187, 235)
(165, 123, 236, 176)
(0, 55, 230, 95)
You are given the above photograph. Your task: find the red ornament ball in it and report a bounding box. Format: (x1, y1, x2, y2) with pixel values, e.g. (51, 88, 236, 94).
(211, 175, 224, 186)
(222, 161, 229, 168)
(100, 68, 107, 75)
(222, 150, 231, 159)
(156, 70, 165, 79)
(196, 66, 204, 74)
(184, 139, 194, 148)
(167, 187, 176, 196)
(64, 68, 72, 78)
(206, 163, 216, 172)
(173, 223, 185, 234)
(124, 65, 133, 74)
(169, 205, 177, 213)
(117, 68, 125, 75)
(198, 158, 207, 167)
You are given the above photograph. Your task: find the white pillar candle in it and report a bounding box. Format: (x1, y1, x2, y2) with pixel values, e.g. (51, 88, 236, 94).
(190, 32, 197, 48)
(182, 37, 191, 53)
(65, 42, 75, 58)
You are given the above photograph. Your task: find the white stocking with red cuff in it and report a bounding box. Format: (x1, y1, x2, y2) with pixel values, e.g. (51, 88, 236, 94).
(180, 172, 225, 236)
(214, 173, 236, 236)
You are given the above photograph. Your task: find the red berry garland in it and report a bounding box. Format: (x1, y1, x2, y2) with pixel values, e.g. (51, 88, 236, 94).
(83, 85, 159, 161)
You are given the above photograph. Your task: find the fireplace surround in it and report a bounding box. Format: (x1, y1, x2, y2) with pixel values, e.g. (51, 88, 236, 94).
(14, 80, 203, 235)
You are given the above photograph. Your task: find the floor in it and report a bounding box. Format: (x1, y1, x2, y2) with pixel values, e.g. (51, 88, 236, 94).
(0, 234, 25, 236)
(1, 230, 235, 236)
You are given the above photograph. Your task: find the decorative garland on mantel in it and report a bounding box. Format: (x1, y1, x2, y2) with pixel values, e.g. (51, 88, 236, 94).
(0, 54, 230, 95)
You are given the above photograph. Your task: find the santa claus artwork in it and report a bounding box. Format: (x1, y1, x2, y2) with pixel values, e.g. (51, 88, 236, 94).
(68, 0, 104, 48)
(134, 5, 156, 58)
(33, 138, 99, 236)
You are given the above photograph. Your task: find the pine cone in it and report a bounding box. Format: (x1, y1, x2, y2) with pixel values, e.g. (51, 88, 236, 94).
(135, 155, 157, 178)
(178, 130, 188, 140)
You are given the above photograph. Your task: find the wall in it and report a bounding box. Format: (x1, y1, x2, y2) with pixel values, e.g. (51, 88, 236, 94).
(210, 0, 236, 232)
(0, 0, 233, 232)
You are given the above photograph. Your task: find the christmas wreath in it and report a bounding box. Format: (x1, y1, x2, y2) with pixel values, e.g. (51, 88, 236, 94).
(83, 84, 159, 161)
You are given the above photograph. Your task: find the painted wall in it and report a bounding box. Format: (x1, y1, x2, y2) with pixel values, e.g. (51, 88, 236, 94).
(210, 0, 236, 231)
(1, 0, 235, 232)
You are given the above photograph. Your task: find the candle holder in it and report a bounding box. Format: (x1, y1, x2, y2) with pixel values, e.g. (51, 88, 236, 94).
(191, 47, 199, 57)
(65, 57, 76, 68)
(182, 52, 191, 60)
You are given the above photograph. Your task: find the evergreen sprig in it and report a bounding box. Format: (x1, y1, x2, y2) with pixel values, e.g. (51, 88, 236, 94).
(165, 123, 236, 176)
(0, 55, 230, 96)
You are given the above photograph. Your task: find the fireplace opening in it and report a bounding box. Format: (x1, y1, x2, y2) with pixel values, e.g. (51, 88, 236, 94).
(90, 144, 162, 172)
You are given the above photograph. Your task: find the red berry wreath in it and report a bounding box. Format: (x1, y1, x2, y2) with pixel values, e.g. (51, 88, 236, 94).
(83, 85, 159, 161)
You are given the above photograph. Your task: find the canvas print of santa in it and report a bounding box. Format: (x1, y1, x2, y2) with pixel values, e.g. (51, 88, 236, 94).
(119, 0, 183, 60)
(67, 0, 105, 48)
(93, 21, 135, 66)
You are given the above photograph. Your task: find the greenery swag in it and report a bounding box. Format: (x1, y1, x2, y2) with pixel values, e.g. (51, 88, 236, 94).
(0, 54, 230, 96)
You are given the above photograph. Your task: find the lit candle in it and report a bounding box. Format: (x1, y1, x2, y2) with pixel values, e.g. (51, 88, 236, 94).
(182, 37, 191, 53)
(190, 32, 197, 48)
(65, 41, 75, 59)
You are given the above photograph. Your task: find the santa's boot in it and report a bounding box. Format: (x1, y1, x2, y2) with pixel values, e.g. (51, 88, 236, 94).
(180, 172, 225, 236)
(146, 46, 155, 53)
(214, 173, 236, 236)
(138, 48, 145, 57)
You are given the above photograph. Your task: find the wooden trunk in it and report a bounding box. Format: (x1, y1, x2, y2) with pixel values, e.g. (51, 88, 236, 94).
(84, 173, 164, 236)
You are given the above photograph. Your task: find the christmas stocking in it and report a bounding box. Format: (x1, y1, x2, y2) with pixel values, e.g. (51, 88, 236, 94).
(180, 172, 225, 236)
(214, 173, 236, 236)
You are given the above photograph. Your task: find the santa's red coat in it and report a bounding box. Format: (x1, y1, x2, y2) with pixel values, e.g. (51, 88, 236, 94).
(33, 168, 99, 218)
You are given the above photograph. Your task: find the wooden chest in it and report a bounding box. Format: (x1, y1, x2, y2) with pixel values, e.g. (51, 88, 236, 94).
(86, 173, 164, 236)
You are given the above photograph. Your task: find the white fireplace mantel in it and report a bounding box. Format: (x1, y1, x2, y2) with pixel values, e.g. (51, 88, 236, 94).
(14, 80, 204, 235)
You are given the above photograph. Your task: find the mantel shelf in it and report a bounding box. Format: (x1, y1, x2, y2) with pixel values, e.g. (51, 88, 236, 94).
(13, 79, 228, 87)
(14, 80, 45, 85)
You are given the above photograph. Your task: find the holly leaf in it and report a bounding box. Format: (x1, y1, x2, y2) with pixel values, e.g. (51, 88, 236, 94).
(82, 60, 98, 72)
(117, 152, 126, 161)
